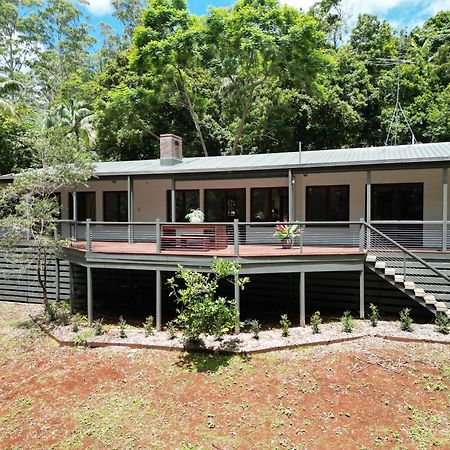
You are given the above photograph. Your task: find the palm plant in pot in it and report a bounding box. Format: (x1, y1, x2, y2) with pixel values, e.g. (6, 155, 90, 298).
(185, 208, 205, 223)
(274, 223, 301, 249)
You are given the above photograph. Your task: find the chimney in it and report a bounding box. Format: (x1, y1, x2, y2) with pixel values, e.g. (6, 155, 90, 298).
(160, 134, 183, 166)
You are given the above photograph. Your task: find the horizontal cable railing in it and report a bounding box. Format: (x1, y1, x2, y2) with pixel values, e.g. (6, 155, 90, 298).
(364, 222, 450, 305)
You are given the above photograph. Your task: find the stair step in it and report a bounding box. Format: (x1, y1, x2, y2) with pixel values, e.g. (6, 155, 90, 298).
(394, 275, 405, 283)
(366, 254, 377, 263)
(404, 281, 415, 290)
(424, 294, 436, 304)
(414, 288, 425, 297)
(375, 261, 386, 269)
(384, 268, 395, 276)
(436, 302, 448, 312)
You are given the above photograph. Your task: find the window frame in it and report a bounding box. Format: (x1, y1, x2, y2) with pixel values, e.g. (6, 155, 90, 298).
(250, 187, 289, 222)
(103, 191, 128, 222)
(166, 189, 200, 222)
(68, 191, 96, 221)
(305, 184, 350, 224)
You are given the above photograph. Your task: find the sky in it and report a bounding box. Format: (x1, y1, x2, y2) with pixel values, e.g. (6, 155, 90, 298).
(80, 0, 450, 45)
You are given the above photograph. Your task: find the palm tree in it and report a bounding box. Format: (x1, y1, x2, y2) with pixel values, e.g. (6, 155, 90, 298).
(46, 99, 96, 148)
(0, 79, 23, 119)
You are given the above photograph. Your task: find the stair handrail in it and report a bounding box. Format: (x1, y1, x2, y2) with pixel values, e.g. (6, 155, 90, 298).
(364, 221, 450, 284)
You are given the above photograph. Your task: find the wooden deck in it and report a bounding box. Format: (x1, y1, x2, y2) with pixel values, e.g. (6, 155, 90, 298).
(70, 241, 363, 257)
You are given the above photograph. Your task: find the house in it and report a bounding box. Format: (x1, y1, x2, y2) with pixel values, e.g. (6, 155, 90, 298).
(3, 135, 450, 329)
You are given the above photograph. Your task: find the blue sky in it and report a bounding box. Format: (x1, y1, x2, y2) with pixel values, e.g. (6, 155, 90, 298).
(81, 0, 450, 47)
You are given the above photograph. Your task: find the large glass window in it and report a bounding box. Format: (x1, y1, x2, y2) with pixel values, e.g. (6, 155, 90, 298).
(251, 187, 288, 222)
(166, 190, 200, 222)
(104, 191, 128, 222)
(306, 185, 350, 222)
(205, 189, 246, 222)
(69, 192, 96, 221)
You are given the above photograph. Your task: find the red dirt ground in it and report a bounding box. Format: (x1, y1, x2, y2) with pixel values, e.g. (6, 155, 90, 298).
(1, 302, 449, 449)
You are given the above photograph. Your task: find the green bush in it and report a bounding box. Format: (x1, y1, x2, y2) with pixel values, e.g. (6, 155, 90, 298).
(167, 320, 176, 339)
(249, 319, 261, 339)
(72, 320, 79, 333)
(93, 318, 104, 336)
(167, 258, 249, 342)
(73, 330, 91, 346)
(280, 314, 291, 337)
(435, 312, 449, 335)
(369, 303, 380, 327)
(143, 315, 155, 337)
(399, 308, 413, 332)
(341, 310, 355, 333)
(119, 316, 127, 338)
(310, 311, 322, 334)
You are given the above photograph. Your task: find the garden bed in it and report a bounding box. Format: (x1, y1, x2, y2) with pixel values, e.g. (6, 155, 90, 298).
(42, 319, 450, 354)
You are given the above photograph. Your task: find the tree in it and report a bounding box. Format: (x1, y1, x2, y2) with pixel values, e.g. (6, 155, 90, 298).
(0, 129, 94, 311)
(112, 0, 147, 44)
(206, 0, 330, 154)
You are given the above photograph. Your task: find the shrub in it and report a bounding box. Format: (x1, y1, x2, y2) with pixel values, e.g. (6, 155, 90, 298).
(143, 315, 155, 337)
(93, 318, 104, 336)
(119, 316, 127, 338)
(341, 310, 355, 333)
(280, 314, 291, 337)
(73, 330, 91, 346)
(72, 320, 79, 333)
(46, 303, 58, 322)
(399, 308, 413, 332)
(167, 320, 176, 340)
(310, 311, 322, 334)
(249, 319, 261, 339)
(369, 303, 380, 327)
(435, 312, 449, 335)
(167, 258, 249, 342)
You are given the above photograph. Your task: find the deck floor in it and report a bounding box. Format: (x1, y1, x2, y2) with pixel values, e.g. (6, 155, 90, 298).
(71, 241, 363, 257)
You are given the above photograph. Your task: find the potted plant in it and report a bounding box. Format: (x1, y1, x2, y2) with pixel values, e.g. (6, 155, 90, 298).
(274, 223, 301, 249)
(185, 208, 205, 223)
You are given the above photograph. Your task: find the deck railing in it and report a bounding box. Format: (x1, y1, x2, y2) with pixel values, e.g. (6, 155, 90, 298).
(57, 219, 450, 255)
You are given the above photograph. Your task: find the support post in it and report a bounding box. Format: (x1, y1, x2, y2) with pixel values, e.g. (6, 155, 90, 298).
(69, 262, 75, 314)
(86, 218, 91, 252)
(366, 171, 372, 249)
(233, 219, 239, 256)
(443, 168, 448, 252)
(156, 219, 161, 253)
(156, 269, 161, 331)
(72, 191, 77, 239)
(87, 267, 93, 326)
(359, 269, 365, 319)
(171, 179, 176, 223)
(127, 175, 134, 243)
(299, 271, 305, 327)
(55, 258, 60, 302)
(288, 169, 294, 222)
(359, 218, 365, 251)
(234, 272, 240, 333)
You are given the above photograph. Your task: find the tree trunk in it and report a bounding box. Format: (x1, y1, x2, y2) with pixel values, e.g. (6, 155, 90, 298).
(37, 248, 50, 312)
(231, 99, 251, 156)
(183, 91, 209, 157)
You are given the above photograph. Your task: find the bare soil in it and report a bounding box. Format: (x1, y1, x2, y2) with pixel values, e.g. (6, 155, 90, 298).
(1, 301, 450, 449)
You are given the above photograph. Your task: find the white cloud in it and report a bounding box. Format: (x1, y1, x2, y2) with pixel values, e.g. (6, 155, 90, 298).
(84, 0, 113, 16)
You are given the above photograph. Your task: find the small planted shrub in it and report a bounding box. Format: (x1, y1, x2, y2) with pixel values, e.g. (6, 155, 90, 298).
(73, 330, 91, 346)
(341, 310, 355, 333)
(399, 308, 413, 332)
(119, 316, 127, 338)
(167, 320, 176, 340)
(46, 303, 58, 322)
(72, 320, 79, 333)
(143, 315, 155, 337)
(93, 318, 104, 336)
(280, 314, 291, 337)
(310, 311, 322, 334)
(369, 303, 380, 327)
(249, 319, 261, 339)
(435, 312, 449, 335)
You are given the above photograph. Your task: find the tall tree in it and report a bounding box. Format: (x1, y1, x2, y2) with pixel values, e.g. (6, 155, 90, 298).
(112, 0, 147, 44)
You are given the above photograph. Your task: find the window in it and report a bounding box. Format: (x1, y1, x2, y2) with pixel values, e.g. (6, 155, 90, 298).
(104, 191, 128, 222)
(68, 192, 96, 221)
(166, 190, 199, 222)
(251, 187, 288, 222)
(306, 185, 349, 222)
(205, 189, 246, 222)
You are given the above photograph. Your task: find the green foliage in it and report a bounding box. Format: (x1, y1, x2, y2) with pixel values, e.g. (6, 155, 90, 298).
(369, 303, 380, 327)
(167, 257, 249, 342)
(399, 308, 413, 332)
(167, 320, 176, 339)
(310, 311, 322, 334)
(280, 314, 291, 338)
(93, 318, 104, 336)
(341, 310, 355, 333)
(248, 319, 261, 339)
(143, 315, 154, 337)
(73, 329, 92, 346)
(72, 320, 79, 333)
(435, 312, 449, 335)
(119, 316, 127, 338)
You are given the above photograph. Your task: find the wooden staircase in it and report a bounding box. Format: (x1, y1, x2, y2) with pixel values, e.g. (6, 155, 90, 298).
(365, 253, 450, 318)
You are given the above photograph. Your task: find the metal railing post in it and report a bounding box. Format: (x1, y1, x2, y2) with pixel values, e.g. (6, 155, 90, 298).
(300, 226, 304, 253)
(359, 218, 365, 251)
(156, 219, 161, 253)
(233, 219, 239, 256)
(86, 219, 92, 252)
(403, 253, 407, 277)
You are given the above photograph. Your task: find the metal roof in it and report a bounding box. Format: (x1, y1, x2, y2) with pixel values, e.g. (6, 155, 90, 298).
(1, 142, 450, 180)
(93, 142, 450, 177)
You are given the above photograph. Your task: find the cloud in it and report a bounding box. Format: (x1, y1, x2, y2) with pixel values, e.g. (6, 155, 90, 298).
(84, 0, 113, 16)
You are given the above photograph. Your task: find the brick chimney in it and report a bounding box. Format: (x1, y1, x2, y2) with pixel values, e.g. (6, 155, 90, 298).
(160, 134, 183, 166)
